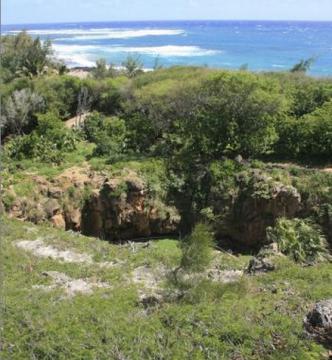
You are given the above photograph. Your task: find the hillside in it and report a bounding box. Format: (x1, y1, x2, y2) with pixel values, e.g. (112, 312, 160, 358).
(2, 218, 332, 359)
(1, 32, 332, 359)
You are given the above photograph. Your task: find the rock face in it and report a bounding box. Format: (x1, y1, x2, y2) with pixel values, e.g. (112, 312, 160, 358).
(81, 175, 180, 241)
(3, 166, 180, 242)
(213, 172, 301, 249)
(304, 299, 332, 349)
(2, 165, 306, 248)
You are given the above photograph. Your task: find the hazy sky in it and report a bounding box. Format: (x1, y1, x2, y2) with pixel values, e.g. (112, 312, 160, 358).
(3, 0, 332, 24)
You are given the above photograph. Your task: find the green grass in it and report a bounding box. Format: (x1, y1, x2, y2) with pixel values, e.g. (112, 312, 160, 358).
(2, 217, 331, 359)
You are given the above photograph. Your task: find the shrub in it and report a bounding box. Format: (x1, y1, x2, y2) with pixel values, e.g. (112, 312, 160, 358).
(179, 223, 215, 272)
(82, 112, 104, 143)
(83, 77, 128, 115)
(4, 112, 77, 164)
(266, 218, 328, 263)
(1, 89, 44, 135)
(121, 55, 144, 78)
(290, 58, 315, 73)
(83, 112, 127, 161)
(93, 117, 127, 161)
(1, 31, 55, 81)
(276, 99, 332, 160)
(33, 75, 82, 119)
(91, 59, 117, 79)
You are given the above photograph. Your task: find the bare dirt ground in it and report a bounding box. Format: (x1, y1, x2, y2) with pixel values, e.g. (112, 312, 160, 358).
(16, 239, 93, 264)
(33, 271, 110, 297)
(64, 112, 90, 128)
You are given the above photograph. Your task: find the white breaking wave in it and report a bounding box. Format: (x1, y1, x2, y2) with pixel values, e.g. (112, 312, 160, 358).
(58, 54, 96, 67)
(52, 44, 220, 67)
(53, 44, 99, 52)
(9, 28, 185, 39)
(60, 29, 185, 40)
(104, 45, 220, 57)
(53, 44, 97, 67)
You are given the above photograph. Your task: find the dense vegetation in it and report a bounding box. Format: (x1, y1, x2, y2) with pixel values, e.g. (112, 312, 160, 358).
(1, 32, 332, 359)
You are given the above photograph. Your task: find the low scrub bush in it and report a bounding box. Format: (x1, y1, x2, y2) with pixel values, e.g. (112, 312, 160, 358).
(267, 218, 329, 263)
(179, 223, 215, 272)
(82, 112, 128, 162)
(4, 112, 77, 164)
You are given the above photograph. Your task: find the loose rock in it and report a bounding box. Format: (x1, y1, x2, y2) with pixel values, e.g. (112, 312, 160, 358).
(304, 299, 332, 349)
(246, 257, 275, 274)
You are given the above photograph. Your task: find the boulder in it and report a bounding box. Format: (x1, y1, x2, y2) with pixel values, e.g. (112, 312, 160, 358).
(48, 186, 64, 199)
(43, 199, 61, 218)
(51, 214, 66, 229)
(64, 207, 81, 231)
(9, 199, 24, 218)
(304, 299, 332, 349)
(246, 257, 275, 274)
(31, 175, 49, 195)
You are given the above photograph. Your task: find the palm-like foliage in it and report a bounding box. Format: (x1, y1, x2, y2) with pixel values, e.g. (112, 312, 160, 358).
(267, 218, 328, 263)
(122, 55, 143, 78)
(290, 57, 315, 73)
(1, 31, 54, 80)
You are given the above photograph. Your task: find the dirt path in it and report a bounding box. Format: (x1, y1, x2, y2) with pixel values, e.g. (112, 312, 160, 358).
(64, 112, 90, 129)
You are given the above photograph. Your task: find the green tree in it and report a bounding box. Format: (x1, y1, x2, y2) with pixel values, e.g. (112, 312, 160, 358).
(33, 75, 82, 119)
(122, 55, 143, 78)
(290, 57, 315, 73)
(83, 112, 127, 160)
(4, 112, 77, 164)
(1, 89, 44, 135)
(91, 59, 117, 79)
(276, 99, 332, 159)
(179, 223, 215, 272)
(93, 117, 127, 161)
(1, 32, 54, 80)
(82, 112, 105, 142)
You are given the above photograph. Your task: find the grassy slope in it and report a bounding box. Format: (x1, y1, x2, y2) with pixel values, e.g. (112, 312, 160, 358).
(2, 218, 331, 359)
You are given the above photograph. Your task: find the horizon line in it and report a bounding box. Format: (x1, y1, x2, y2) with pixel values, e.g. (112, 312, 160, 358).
(3, 18, 332, 26)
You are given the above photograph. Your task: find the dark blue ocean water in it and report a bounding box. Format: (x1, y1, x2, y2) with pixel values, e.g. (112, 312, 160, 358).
(3, 20, 332, 76)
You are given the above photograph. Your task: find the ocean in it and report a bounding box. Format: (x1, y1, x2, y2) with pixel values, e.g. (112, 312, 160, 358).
(2, 20, 332, 76)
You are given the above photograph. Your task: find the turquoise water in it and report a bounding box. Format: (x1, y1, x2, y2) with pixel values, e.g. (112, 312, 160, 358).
(3, 20, 332, 76)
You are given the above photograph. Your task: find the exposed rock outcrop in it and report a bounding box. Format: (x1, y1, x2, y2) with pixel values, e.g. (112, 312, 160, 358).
(3, 166, 309, 249)
(212, 171, 301, 249)
(4, 166, 180, 242)
(81, 174, 180, 241)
